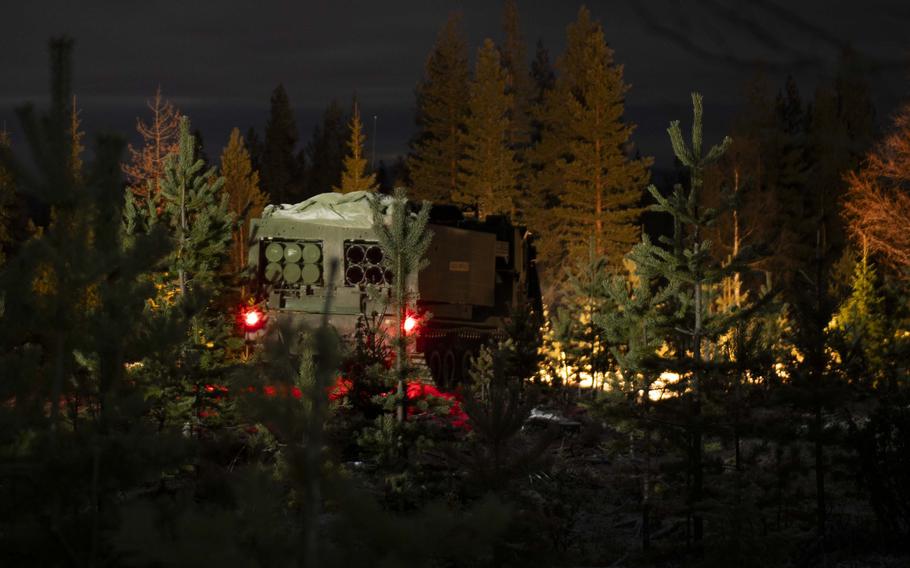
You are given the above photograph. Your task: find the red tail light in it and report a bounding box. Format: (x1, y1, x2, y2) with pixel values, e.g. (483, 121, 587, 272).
(403, 314, 418, 335)
(242, 307, 265, 331)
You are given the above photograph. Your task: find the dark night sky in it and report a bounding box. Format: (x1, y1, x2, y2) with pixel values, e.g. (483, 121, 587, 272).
(2, 1, 908, 169)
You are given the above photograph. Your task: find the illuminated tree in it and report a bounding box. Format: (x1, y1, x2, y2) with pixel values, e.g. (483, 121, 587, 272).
(702, 73, 776, 307)
(500, 0, 533, 151)
(832, 243, 886, 369)
(456, 39, 520, 218)
(500, 0, 534, 217)
(531, 6, 651, 280)
(844, 102, 910, 272)
(159, 117, 232, 297)
(529, 39, 555, 137)
(122, 86, 182, 201)
(220, 127, 267, 278)
(334, 101, 378, 194)
(409, 14, 469, 202)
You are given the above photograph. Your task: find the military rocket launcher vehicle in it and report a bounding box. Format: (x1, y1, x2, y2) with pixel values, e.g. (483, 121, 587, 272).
(247, 191, 542, 386)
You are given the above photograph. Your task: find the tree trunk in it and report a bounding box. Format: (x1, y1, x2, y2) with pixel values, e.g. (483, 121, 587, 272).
(692, 215, 704, 547)
(396, 253, 406, 423)
(179, 178, 187, 296)
(643, 396, 653, 551)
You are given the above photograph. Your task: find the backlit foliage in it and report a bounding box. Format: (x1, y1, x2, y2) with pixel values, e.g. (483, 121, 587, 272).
(844, 102, 910, 271)
(122, 86, 182, 202)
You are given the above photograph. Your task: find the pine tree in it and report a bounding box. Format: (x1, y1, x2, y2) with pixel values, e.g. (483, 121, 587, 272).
(409, 14, 470, 203)
(625, 93, 734, 545)
(0, 37, 185, 566)
(554, 240, 615, 394)
(334, 101, 378, 194)
(370, 188, 432, 423)
(597, 247, 674, 551)
(500, 0, 534, 213)
(220, 127, 267, 278)
(529, 38, 555, 144)
(525, 38, 559, 292)
(127, 117, 235, 430)
(532, 6, 652, 279)
(159, 117, 233, 297)
(304, 100, 347, 197)
(261, 84, 299, 204)
(456, 39, 520, 218)
(122, 86, 182, 201)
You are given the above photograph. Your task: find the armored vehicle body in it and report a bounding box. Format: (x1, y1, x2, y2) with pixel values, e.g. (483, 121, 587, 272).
(248, 191, 541, 386)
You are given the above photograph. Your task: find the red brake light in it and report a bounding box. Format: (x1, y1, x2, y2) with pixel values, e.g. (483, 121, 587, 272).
(242, 307, 265, 331)
(403, 314, 418, 335)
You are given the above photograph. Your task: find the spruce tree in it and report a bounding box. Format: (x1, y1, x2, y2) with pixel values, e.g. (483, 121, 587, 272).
(456, 39, 520, 218)
(334, 101, 378, 194)
(831, 243, 886, 375)
(803, 68, 871, 276)
(409, 14, 470, 203)
(532, 6, 651, 279)
(220, 127, 267, 278)
(376, 160, 391, 193)
(261, 84, 299, 204)
(304, 99, 347, 197)
(765, 76, 811, 279)
(804, 57, 874, 268)
(245, 125, 263, 173)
